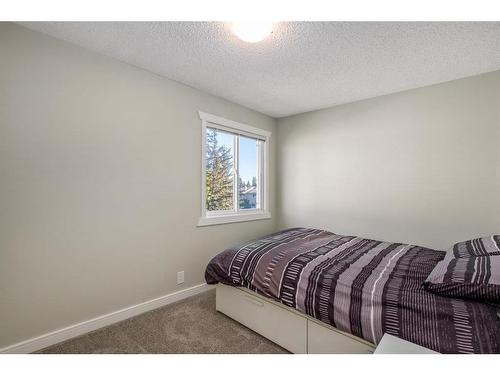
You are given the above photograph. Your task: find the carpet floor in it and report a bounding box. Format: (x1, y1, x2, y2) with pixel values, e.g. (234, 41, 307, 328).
(36, 289, 288, 354)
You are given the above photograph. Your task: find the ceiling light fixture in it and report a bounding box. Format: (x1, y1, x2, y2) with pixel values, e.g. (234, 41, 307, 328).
(231, 21, 273, 43)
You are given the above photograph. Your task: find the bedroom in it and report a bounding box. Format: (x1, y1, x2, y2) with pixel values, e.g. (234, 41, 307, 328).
(1, 1, 500, 373)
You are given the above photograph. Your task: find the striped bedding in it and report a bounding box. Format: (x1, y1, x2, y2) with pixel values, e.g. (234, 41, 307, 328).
(205, 228, 500, 353)
(452, 235, 500, 258)
(424, 255, 500, 304)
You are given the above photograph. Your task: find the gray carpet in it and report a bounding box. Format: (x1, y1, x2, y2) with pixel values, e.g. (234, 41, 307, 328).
(36, 289, 288, 354)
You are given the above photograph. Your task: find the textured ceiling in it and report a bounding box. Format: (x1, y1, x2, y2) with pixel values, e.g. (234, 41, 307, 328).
(18, 22, 500, 117)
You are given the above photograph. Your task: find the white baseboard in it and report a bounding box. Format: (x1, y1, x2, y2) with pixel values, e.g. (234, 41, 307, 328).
(0, 283, 214, 354)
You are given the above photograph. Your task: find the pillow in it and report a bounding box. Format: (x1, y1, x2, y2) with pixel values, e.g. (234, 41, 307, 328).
(451, 235, 500, 258)
(424, 255, 500, 304)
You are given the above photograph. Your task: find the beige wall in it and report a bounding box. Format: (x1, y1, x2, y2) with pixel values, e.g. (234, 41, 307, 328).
(277, 70, 500, 250)
(0, 23, 277, 348)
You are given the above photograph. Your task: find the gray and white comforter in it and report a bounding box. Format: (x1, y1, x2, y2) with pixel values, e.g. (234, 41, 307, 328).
(205, 228, 500, 353)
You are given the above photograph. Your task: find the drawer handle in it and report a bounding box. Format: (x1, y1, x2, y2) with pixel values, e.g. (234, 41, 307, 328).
(244, 295, 264, 307)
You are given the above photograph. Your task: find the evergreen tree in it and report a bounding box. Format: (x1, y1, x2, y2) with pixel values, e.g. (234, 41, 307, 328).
(205, 129, 233, 210)
(252, 176, 257, 187)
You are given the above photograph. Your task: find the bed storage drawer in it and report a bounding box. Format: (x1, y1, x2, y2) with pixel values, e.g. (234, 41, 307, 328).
(307, 320, 374, 354)
(216, 283, 307, 353)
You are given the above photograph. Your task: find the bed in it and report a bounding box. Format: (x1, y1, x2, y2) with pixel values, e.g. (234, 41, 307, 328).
(205, 228, 500, 354)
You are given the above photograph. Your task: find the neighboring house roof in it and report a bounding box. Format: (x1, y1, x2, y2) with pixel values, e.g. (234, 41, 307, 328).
(241, 186, 257, 195)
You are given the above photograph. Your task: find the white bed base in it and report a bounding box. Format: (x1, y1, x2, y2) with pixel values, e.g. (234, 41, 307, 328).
(216, 283, 375, 354)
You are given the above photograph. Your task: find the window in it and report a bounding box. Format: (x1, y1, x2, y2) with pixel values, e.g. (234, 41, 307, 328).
(198, 112, 271, 226)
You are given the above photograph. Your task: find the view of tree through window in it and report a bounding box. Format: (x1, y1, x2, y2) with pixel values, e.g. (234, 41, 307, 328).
(205, 128, 234, 211)
(205, 128, 260, 212)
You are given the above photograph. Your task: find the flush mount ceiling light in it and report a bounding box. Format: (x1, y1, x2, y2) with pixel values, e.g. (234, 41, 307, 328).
(231, 21, 273, 43)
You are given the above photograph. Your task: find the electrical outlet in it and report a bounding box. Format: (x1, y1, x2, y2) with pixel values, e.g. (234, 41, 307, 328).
(177, 271, 185, 285)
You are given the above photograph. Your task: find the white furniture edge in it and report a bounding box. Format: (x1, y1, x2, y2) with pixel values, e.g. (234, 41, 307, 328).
(0, 283, 214, 354)
(216, 283, 375, 354)
(374, 333, 438, 354)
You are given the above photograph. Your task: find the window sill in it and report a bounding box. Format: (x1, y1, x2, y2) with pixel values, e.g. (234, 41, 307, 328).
(197, 211, 272, 227)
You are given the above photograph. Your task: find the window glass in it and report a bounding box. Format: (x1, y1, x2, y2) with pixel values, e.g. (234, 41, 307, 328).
(238, 136, 259, 209)
(201, 114, 268, 225)
(205, 127, 234, 211)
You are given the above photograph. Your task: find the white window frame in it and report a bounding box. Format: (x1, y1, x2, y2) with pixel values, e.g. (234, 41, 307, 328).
(198, 111, 271, 226)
